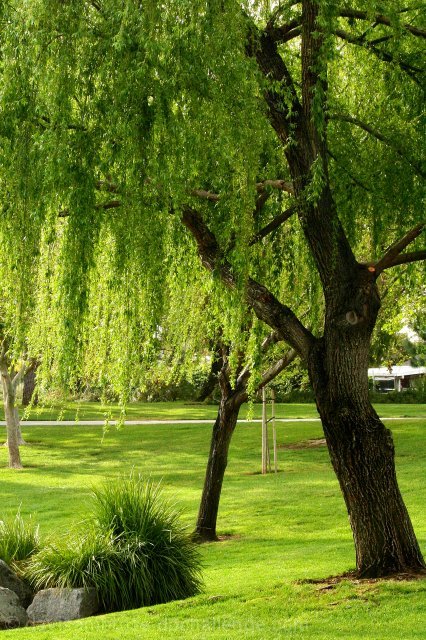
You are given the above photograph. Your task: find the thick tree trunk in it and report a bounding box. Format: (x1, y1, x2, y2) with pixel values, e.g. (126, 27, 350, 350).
(194, 391, 243, 542)
(309, 291, 425, 577)
(323, 407, 424, 577)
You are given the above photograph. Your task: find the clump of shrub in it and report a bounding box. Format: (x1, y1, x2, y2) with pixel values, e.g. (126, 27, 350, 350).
(25, 477, 202, 612)
(0, 512, 39, 567)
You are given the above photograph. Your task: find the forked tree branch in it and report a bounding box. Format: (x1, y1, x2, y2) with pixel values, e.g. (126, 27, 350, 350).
(234, 331, 280, 390)
(382, 250, 426, 269)
(267, 23, 302, 43)
(269, 8, 426, 43)
(373, 223, 425, 274)
(258, 348, 297, 389)
(246, 22, 303, 148)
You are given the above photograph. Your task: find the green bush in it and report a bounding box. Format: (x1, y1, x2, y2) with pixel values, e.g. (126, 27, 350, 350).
(0, 512, 39, 567)
(369, 388, 426, 404)
(25, 477, 202, 612)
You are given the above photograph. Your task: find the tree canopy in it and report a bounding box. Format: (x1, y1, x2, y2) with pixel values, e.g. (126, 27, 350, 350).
(0, 1, 424, 373)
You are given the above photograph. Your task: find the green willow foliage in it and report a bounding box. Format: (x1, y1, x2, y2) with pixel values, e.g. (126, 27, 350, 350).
(0, 0, 424, 392)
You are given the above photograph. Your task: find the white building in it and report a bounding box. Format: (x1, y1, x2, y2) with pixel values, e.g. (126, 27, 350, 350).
(368, 365, 426, 392)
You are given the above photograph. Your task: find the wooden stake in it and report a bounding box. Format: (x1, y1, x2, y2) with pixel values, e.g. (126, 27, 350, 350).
(272, 388, 277, 473)
(262, 387, 267, 474)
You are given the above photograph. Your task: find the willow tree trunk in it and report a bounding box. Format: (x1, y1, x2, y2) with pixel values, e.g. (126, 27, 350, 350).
(0, 372, 23, 469)
(308, 280, 425, 577)
(194, 391, 244, 542)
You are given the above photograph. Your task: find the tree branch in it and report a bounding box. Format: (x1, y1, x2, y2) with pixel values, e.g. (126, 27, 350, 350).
(374, 223, 425, 275)
(333, 29, 423, 83)
(12, 365, 26, 392)
(181, 207, 314, 359)
(266, 1, 301, 30)
(95, 180, 119, 193)
(59, 200, 121, 217)
(249, 205, 297, 245)
(267, 8, 426, 43)
(190, 179, 294, 204)
(328, 114, 425, 178)
(246, 22, 303, 148)
(375, 249, 426, 272)
(258, 348, 297, 390)
(234, 331, 280, 390)
(339, 8, 426, 39)
(267, 23, 302, 43)
(327, 150, 372, 193)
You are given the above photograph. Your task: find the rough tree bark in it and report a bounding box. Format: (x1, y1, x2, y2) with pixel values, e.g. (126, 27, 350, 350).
(307, 267, 425, 577)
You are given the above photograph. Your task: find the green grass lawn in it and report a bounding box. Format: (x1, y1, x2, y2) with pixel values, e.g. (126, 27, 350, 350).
(3, 399, 426, 422)
(0, 406, 425, 639)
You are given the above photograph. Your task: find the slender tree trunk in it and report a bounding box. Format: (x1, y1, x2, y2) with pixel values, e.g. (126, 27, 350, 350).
(194, 389, 243, 541)
(0, 370, 23, 469)
(193, 340, 296, 542)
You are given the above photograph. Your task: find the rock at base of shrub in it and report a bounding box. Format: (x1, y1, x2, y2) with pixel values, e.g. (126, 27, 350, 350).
(0, 559, 33, 608)
(27, 587, 99, 624)
(0, 587, 28, 629)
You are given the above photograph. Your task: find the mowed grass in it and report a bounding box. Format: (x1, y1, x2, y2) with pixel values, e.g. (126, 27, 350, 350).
(0, 407, 425, 639)
(3, 399, 426, 422)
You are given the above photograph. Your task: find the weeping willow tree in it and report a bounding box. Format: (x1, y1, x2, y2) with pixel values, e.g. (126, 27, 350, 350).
(0, 0, 425, 577)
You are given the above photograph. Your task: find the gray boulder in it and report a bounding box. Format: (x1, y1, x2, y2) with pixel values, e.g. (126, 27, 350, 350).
(27, 587, 99, 624)
(0, 559, 33, 607)
(0, 587, 28, 629)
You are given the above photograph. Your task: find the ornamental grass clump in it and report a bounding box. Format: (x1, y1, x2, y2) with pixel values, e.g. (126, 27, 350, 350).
(25, 477, 202, 612)
(0, 512, 39, 567)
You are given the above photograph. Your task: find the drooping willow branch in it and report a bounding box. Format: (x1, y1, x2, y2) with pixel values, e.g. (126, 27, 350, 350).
(333, 29, 423, 84)
(328, 114, 425, 178)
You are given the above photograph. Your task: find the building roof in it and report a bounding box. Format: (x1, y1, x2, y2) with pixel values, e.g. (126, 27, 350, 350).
(368, 366, 426, 379)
